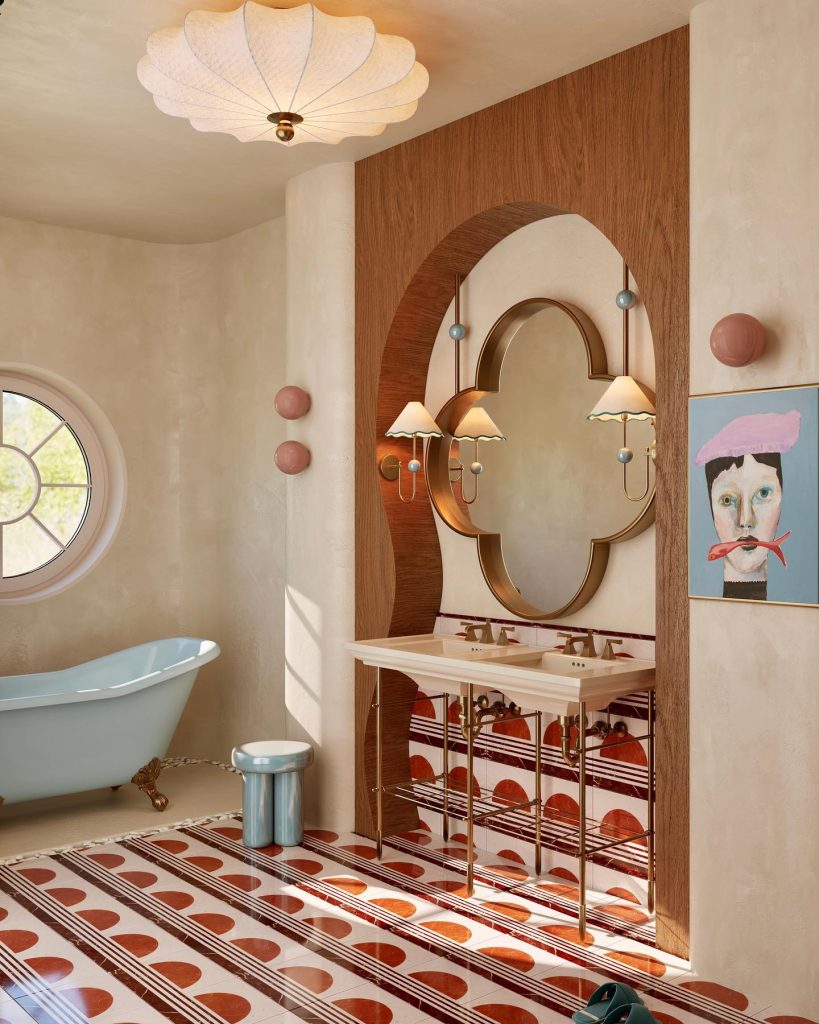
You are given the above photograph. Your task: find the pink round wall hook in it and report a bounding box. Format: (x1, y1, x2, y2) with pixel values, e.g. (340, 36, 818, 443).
(275, 440, 311, 475)
(710, 313, 766, 367)
(275, 385, 311, 420)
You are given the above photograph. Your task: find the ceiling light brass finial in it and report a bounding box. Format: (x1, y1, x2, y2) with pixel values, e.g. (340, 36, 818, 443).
(267, 112, 303, 142)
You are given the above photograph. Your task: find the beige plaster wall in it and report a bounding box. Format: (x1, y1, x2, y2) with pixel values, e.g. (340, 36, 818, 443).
(690, 0, 819, 1009)
(0, 214, 287, 765)
(283, 163, 356, 831)
(425, 215, 656, 634)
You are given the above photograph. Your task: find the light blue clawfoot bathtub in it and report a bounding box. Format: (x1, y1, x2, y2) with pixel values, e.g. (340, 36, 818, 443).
(231, 740, 314, 847)
(0, 637, 219, 810)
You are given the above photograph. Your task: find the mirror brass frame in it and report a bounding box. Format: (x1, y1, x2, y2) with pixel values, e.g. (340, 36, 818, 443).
(426, 297, 656, 620)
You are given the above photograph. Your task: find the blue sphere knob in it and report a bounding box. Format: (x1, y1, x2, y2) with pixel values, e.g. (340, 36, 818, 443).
(616, 288, 637, 310)
(617, 447, 634, 464)
(449, 323, 466, 341)
(408, 458, 421, 474)
(470, 461, 483, 475)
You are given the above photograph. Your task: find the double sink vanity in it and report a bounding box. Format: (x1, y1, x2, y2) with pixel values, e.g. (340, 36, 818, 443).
(348, 623, 656, 938)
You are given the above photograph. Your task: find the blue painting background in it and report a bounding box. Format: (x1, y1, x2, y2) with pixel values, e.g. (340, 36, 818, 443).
(689, 386, 819, 603)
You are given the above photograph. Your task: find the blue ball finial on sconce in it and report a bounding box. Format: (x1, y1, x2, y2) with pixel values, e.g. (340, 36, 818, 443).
(616, 288, 637, 310)
(408, 458, 421, 473)
(618, 447, 634, 464)
(449, 323, 466, 341)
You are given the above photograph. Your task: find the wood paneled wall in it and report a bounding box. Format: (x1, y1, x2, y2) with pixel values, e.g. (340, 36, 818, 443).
(355, 30, 689, 956)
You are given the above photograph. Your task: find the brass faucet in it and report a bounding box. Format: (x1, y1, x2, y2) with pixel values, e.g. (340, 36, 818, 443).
(558, 631, 583, 655)
(460, 621, 481, 642)
(478, 618, 495, 644)
(601, 638, 623, 660)
(580, 630, 597, 657)
(496, 626, 515, 646)
(558, 630, 597, 657)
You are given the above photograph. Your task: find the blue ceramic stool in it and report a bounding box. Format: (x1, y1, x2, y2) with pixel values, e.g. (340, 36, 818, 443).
(231, 740, 314, 848)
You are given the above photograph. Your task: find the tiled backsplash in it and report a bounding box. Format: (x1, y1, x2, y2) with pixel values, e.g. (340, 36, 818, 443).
(406, 613, 656, 908)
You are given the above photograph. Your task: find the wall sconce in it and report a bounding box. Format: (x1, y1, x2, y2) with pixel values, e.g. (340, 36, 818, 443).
(450, 407, 506, 504)
(379, 401, 443, 503)
(587, 262, 656, 502)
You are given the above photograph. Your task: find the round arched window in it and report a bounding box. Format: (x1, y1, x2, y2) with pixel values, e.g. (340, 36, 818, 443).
(0, 369, 125, 602)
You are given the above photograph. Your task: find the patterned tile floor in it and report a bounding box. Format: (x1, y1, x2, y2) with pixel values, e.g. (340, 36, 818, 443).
(0, 817, 811, 1024)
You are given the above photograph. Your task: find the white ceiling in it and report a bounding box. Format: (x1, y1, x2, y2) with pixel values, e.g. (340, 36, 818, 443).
(0, 0, 697, 243)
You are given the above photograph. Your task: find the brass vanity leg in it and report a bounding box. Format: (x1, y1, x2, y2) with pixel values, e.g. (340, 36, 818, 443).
(578, 703, 587, 939)
(131, 757, 169, 811)
(534, 711, 542, 877)
(647, 688, 655, 915)
(375, 667, 383, 860)
(442, 703, 450, 842)
(466, 683, 475, 897)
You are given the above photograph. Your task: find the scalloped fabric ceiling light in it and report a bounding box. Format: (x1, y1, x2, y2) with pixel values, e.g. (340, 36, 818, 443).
(137, 1, 429, 146)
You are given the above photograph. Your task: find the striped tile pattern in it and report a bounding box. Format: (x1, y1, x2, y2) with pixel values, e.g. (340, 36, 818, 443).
(0, 817, 807, 1024)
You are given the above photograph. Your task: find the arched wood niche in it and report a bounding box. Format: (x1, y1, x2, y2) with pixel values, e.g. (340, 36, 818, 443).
(355, 28, 689, 956)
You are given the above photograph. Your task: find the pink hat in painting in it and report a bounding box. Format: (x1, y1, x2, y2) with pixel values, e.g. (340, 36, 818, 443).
(695, 410, 801, 466)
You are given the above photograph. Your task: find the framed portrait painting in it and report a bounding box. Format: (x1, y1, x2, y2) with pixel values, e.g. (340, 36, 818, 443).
(689, 384, 819, 606)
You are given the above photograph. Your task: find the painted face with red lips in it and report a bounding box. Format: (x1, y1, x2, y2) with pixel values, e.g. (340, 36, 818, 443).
(709, 454, 782, 576)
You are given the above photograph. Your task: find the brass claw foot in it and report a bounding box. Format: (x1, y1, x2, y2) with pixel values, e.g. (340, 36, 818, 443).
(131, 757, 169, 811)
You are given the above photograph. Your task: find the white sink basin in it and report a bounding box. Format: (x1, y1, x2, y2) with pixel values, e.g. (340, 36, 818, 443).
(348, 633, 654, 715)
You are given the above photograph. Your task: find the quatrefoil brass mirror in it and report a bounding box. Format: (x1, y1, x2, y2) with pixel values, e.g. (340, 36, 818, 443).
(426, 297, 655, 619)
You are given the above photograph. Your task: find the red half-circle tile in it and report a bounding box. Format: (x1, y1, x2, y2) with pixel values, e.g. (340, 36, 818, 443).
(188, 913, 236, 935)
(260, 894, 304, 914)
(61, 988, 114, 1018)
(352, 942, 406, 967)
(606, 950, 665, 976)
(544, 719, 578, 747)
(304, 829, 338, 843)
(447, 700, 461, 724)
(0, 930, 38, 952)
(112, 933, 159, 957)
(438, 845, 476, 863)
(421, 920, 471, 943)
(607, 886, 640, 904)
(474, 1005, 539, 1024)
(395, 830, 432, 846)
(766, 1017, 819, 1024)
(256, 843, 283, 857)
(543, 794, 579, 825)
(45, 887, 86, 906)
(153, 890, 195, 911)
(550, 866, 579, 883)
(277, 966, 334, 994)
(184, 856, 223, 872)
(340, 844, 378, 860)
(210, 826, 244, 840)
(0, 909, 5, 923)
(24, 957, 73, 983)
(538, 882, 579, 901)
(679, 981, 748, 1010)
(151, 839, 189, 854)
(220, 874, 262, 892)
(448, 766, 481, 797)
(486, 863, 529, 881)
(369, 898, 416, 918)
(324, 876, 367, 896)
(302, 917, 352, 938)
(541, 924, 595, 948)
(493, 779, 530, 810)
(410, 971, 469, 999)
(409, 755, 435, 781)
(196, 992, 251, 1023)
(546, 976, 597, 1000)
(428, 879, 469, 896)
(151, 961, 202, 988)
(16, 867, 56, 885)
(118, 871, 158, 889)
(477, 947, 535, 972)
(333, 998, 393, 1024)
(86, 853, 125, 869)
(491, 716, 531, 740)
(600, 809, 647, 847)
(77, 909, 121, 930)
(413, 694, 436, 719)
(230, 937, 281, 962)
(382, 861, 425, 878)
(482, 900, 531, 923)
(601, 730, 647, 765)
(497, 848, 526, 864)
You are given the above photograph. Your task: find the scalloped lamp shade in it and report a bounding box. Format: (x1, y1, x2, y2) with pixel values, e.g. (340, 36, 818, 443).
(587, 376, 656, 422)
(138, 1, 429, 146)
(385, 402, 443, 438)
(453, 407, 506, 441)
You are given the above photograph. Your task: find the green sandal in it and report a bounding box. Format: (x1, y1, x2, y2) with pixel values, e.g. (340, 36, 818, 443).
(571, 983, 644, 1024)
(605, 1005, 660, 1024)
